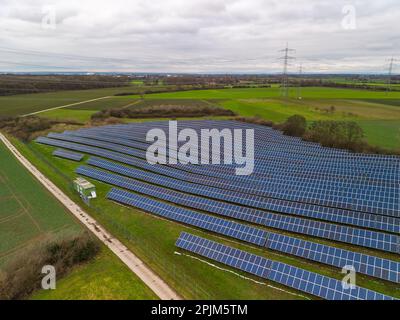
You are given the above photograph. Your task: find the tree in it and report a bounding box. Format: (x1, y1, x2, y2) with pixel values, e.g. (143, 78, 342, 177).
(282, 115, 307, 137)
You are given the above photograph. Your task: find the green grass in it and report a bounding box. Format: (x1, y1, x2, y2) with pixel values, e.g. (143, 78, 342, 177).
(66, 97, 140, 110)
(357, 120, 400, 149)
(0, 87, 134, 116)
(31, 247, 158, 300)
(130, 80, 144, 86)
(15, 139, 400, 300)
(116, 87, 399, 151)
(40, 109, 97, 122)
(2, 86, 399, 150)
(0, 140, 80, 265)
(217, 98, 400, 150)
(129, 87, 400, 100)
(0, 137, 167, 300)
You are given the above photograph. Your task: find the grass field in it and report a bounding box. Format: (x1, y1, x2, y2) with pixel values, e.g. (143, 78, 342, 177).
(0, 87, 134, 116)
(121, 87, 399, 150)
(39, 109, 98, 122)
(31, 247, 157, 300)
(2, 86, 399, 150)
(0, 140, 80, 266)
(15, 139, 400, 300)
(0, 137, 165, 300)
(127, 87, 400, 100)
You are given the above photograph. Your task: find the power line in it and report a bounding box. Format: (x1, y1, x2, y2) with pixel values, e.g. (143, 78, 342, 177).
(279, 43, 296, 98)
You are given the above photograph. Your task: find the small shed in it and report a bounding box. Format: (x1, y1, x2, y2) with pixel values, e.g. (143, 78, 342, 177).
(73, 177, 97, 199)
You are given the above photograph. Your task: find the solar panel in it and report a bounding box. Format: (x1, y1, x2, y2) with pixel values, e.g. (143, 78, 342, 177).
(107, 188, 268, 246)
(86, 157, 400, 234)
(265, 233, 400, 284)
(76, 163, 400, 254)
(72, 129, 398, 191)
(37, 134, 400, 216)
(52, 149, 84, 161)
(76, 166, 400, 283)
(175, 232, 396, 300)
(45, 132, 399, 216)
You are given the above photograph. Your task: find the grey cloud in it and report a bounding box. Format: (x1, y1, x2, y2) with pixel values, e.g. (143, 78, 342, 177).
(0, 0, 398, 73)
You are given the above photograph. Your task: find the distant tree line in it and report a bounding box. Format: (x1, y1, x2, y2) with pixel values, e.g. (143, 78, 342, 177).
(295, 80, 399, 91)
(92, 104, 236, 121)
(0, 75, 131, 96)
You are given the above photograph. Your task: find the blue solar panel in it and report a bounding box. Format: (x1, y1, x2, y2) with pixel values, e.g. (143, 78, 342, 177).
(52, 149, 84, 161)
(36, 134, 400, 219)
(44, 131, 399, 216)
(76, 163, 400, 254)
(106, 188, 268, 246)
(265, 233, 400, 284)
(76, 166, 400, 283)
(175, 232, 396, 300)
(86, 157, 400, 234)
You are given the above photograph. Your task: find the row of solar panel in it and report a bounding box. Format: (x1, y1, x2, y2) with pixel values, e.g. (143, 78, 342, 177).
(64, 132, 397, 199)
(44, 134, 399, 216)
(83, 123, 400, 164)
(106, 187, 268, 246)
(52, 149, 84, 161)
(111, 120, 393, 161)
(105, 187, 399, 283)
(60, 129, 399, 186)
(74, 128, 399, 173)
(99, 120, 396, 161)
(36, 136, 400, 220)
(64, 130, 399, 190)
(85, 157, 400, 235)
(69, 124, 396, 165)
(52, 131, 397, 190)
(65, 127, 399, 184)
(78, 121, 364, 154)
(84, 167, 399, 253)
(73, 126, 396, 165)
(266, 233, 399, 283)
(175, 232, 395, 300)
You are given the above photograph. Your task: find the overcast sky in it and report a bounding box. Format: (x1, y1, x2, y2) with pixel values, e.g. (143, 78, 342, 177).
(0, 0, 399, 73)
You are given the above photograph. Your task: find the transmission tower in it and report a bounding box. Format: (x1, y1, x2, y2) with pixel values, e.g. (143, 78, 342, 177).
(279, 43, 296, 98)
(297, 63, 303, 100)
(386, 57, 398, 93)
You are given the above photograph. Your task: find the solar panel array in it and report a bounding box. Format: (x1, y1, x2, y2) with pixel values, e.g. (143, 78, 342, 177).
(36, 120, 400, 299)
(52, 148, 84, 161)
(87, 157, 399, 234)
(107, 188, 268, 246)
(104, 186, 399, 283)
(78, 165, 400, 257)
(176, 232, 395, 300)
(44, 130, 399, 216)
(76, 163, 400, 254)
(266, 233, 399, 283)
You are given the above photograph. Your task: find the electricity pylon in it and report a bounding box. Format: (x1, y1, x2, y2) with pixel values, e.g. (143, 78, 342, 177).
(386, 57, 399, 94)
(279, 43, 296, 98)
